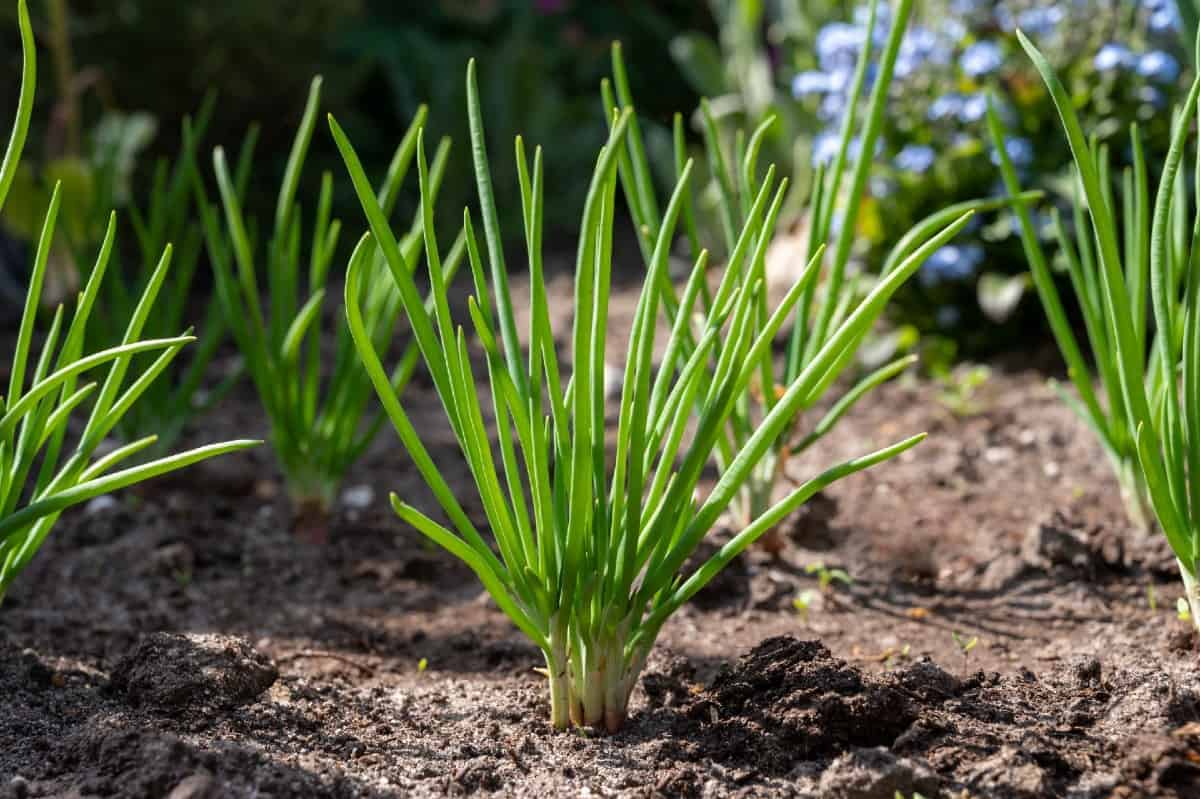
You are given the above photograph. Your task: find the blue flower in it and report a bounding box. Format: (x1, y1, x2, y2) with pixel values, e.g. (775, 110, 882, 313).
(853, 2, 893, 46)
(1150, 7, 1181, 33)
(941, 19, 967, 43)
(1138, 51, 1180, 83)
(817, 23, 866, 71)
(960, 41, 1003, 78)
(950, 0, 990, 19)
(895, 26, 952, 78)
(994, 4, 1016, 32)
(811, 132, 842, 168)
(1094, 43, 1134, 72)
(959, 93, 988, 123)
(920, 244, 984, 286)
(895, 144, 936, 173)
(928, 92, 965, 121)
(819, 92, 846, 121)
(848, 136, 882, 161)
(990, 136, 1034, 168)
(827, 67, 854, 93)
(870, 176, 896, 198)
(792, 71, 830, 98)
(1017, 7, 1064, 37)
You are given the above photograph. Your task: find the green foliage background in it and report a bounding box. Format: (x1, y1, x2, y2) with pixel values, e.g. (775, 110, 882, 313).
(0, 0, 706, 238)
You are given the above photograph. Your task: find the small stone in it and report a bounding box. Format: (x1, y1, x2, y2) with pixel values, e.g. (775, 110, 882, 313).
(19, 648, 52, 688)
(1042, 461, 1061, 478)
(603, 361, 623, 399)
(85, 495, 119, 515)
(1167, 627, 1195, 652)
(1017, 428, 1037, 447)
(1023, 518, 1093, 570)
(965, 747, 1047, 796)
(342, 484, 375, 510)
(983, 446, 1014, 464)
(978, 554, 1027, 592)
(1068, 656, 1102, 687)
(167, 775, 218, 799)
(253, 480, 279, 500)
(818, 747, 940, 799)
(8, 776, 29, 799)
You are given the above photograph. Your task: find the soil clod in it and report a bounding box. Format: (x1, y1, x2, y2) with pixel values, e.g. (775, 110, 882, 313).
(111, 633, 277, 713)
(817, 747, 940, 799)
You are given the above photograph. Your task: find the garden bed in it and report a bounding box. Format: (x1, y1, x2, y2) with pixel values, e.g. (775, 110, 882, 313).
(3, 271, 1200, 798)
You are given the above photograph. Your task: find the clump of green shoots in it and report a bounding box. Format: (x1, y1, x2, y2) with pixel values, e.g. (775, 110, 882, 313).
(990, 28, 1200, 630)
(805, 560, 852, 592)
(602, 2, 1036, 550)
(197, 77, 462, 540)
(951, 631, 979, 665)
(100, 92, 238, 454)
(935, 363, 991, 418)
(330, 56, 969, 731)
(0, 0, 257, 601)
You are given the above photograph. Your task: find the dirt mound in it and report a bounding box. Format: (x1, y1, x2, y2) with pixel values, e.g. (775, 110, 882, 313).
(111, 633, 277, 713)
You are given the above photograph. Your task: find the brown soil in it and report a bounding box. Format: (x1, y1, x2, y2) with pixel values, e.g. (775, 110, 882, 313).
(3, 272, 1200, 798)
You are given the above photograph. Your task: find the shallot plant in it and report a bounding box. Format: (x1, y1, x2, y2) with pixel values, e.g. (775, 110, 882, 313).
(198, 76, 464, 538)
(990, 28, 1200, 627)
(0, 0, 257, 601)
(329, 60, 969, 730)
(106, 93, 237, 453)
(603, 2, 1034, 542)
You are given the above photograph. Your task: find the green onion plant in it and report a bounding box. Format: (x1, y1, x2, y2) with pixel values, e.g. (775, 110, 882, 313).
(990, 28, 1200, 628)
(603, 1, 1033, 541)
(198, 76, 463, 538)
(100, 92, 238, 454)
(329, 58, 969, 731)
(0, 0, 258, 602)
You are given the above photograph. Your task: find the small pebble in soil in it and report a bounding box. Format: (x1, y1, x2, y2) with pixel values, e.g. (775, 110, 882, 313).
(7, 776, 29, 799)
(1022, 517, 1095, 571)
(166, 774, 218, 799)
(817, 747, 940, 799)
(342, 484, 375, 510)
(1167, 627, 1196, 652)
(111, 632, 277, 713)
(603, 361, 623, 399)
(18, 648, 52, 689)
(983, 445, 1014, 464)
(84, 495, 119, 515)
(1068, 656, 1102, 688)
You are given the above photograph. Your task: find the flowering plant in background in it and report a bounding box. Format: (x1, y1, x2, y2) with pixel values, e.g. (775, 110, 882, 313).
(781, 0, 1191, 354)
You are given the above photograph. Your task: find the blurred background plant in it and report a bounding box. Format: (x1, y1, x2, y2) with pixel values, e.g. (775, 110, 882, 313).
(337, 0, 706, 234)
(0, 0, 705, 246)
(1, 0, 1197, 371)
(678, 0, 1193, 360)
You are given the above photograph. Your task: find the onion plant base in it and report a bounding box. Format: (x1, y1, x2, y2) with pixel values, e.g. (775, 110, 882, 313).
(547, 623, 643, 733)
(1179, 561, 1200, 637)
